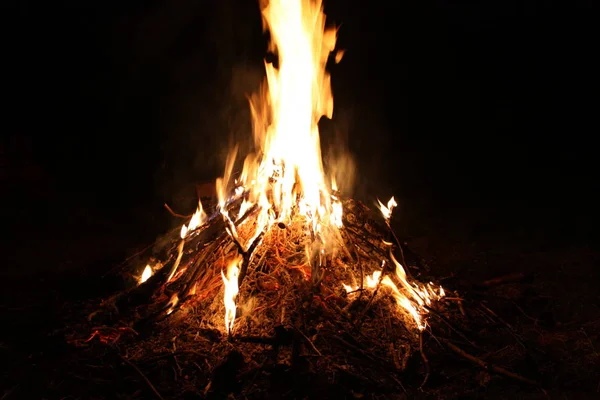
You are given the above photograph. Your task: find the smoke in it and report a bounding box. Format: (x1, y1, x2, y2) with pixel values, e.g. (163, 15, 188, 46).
(151, 0, 264, 211)
(322, 116, 356, 197)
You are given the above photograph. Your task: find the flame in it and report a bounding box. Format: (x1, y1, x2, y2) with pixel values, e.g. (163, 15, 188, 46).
(145, 0, 448, 336)
(330, 178, 343, 228)
(384, 252, 445, 330)
(221, 256, 242, 334)
(166, 294, 179, 315)
(365, 270, 381, 288)
(139, 264, 153, 284)
(343, 241, 445, 330)
(217, 0, 340, 245)
(180, 200, 208, 239)
(167, 240, 185, 282)
(343, 270, 382, 293)
(189, 282, 197, 296)
(377, 196, 397, 222)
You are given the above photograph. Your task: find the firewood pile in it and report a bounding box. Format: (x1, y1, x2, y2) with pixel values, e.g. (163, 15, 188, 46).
(59, 0, 542, 396)
(62, 198, 539, 400)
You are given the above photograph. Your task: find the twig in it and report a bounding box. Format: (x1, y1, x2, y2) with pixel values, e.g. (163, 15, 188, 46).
(438, 337, 539, 386)
(511, 301, 540, 324)
(235, 335, 279, 346)
(103, 239, 165, 278)
(479, 272, 527, 288)
(343, 231, 364, 297)
(238, 231, 266, 290)
(345, 227, 387, 258)
(176, 230, 231, 299)
(419, 331, 430, 389)
(293, 326, 322, 356)
(120, 355, 165, 400)
(164, 203, 193, 219)
(1, 384, 20, 400)
(332, 335, 407, 394)
(441, 297, 465, 302)
(425, 305, 480, 349)
(479, 303, 526, 349)
(356, 259, 388, 326)
(458, 300, 467, 316)
(139, 350, 206, 365)
(386, 221, 410, 276)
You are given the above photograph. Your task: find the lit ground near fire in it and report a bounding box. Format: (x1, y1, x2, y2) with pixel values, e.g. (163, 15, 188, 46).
(2, 194, 599, 399)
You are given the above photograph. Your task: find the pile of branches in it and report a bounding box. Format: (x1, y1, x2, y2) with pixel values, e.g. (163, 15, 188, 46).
(62, 199, 541, 399)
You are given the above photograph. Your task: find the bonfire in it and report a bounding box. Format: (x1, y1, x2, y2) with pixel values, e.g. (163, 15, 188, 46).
(71, 0, 539, 398)
(109, 0, 445, 336)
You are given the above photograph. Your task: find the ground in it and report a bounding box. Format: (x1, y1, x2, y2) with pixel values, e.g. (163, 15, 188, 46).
(2, 183, 598, 399)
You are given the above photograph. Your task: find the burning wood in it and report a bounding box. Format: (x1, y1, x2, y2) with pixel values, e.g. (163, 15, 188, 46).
(108, 0, 446, 336)
(70, 0, 540, 397)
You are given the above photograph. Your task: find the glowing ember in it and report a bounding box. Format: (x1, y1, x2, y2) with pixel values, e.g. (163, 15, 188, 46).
(221, 256, 241, 334)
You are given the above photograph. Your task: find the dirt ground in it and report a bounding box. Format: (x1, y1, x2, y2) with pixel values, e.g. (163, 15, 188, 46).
(1, 184, 598, 399)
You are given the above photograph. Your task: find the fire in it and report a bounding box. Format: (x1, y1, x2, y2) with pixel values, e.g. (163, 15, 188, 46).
(377, 196, 397, 222)
(166, 294, 179, 315)
(343, 253, 445, 330)
(156, 0, 446, 334)
(342, 264, 383, 292)
(221, 256, 242, 334)
(180, 200, 207, 239)
(342, 202, 445, 330)
(209, 0, 342, 333)
(216, 0, 339, 237)
(139, 264, 153, 284)
(377, 213, 445, 330)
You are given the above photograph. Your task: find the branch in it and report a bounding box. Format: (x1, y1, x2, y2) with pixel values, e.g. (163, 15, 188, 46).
(120, 355, 165, 400)
(419, 331, 430, 389)
(164, 203, 193, 219)
(438, 337, 539, 386)
(238, 231, 266, 290)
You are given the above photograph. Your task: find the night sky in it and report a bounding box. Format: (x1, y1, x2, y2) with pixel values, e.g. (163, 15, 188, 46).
(3, 0, 598, 245)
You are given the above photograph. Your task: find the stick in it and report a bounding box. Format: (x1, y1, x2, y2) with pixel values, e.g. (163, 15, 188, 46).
(293, 326, 322, 356)
(121, 356, 165, 400)
(179, 205, 260, 298)
(479, 272, 527, 288)
(102, 229, 178, 278)
(332, 334, 407, 394)
(385, 221, 410, 277)
(237, 231, 265, 290)
(235, 335, 279, 346)
(479, 303, 526, 349)
(180, 235, 226, 298)
(419, 331, 430, 389)
(356, 259, 388, 326)
(164, 203, 193, 219)
(438, 337, 539, 386)
(425, 305, 480, 349)
(1, 384, 20, 400)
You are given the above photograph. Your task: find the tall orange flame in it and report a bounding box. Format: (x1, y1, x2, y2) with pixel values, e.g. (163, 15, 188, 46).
(217, 0, 340, 236)
(151, 0, 446, 334)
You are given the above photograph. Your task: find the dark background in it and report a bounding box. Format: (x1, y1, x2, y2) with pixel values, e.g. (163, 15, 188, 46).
(2, 0, 598, 273)
(2, 1, 600, 396)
